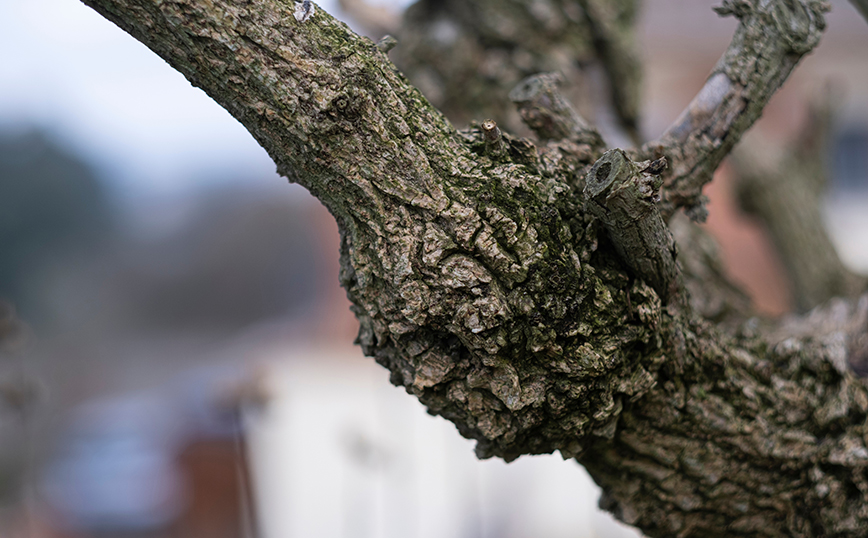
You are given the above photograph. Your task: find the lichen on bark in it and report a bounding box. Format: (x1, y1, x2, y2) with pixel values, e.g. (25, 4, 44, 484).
(342, 117, 664, 461)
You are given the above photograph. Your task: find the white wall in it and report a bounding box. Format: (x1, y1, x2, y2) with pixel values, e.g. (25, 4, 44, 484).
(247, 345, 642, 538)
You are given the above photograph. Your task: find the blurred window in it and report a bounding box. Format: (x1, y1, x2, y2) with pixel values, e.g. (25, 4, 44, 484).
(833, 124, 868, 192)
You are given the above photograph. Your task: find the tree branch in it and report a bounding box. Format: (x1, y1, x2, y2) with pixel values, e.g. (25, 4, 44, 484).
(643, 0, 830, 221)
(850, 0, 868, 22)
(76, 0, 868, 535)
(81, 0, 465, 224)
(577, 0, 643, 144)
(509, 72, 605, 148)
(584, 150, 683, 303)
(81, 0, 634, 460)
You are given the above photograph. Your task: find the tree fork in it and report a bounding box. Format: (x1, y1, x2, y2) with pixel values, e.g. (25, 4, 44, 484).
(75, 0, 868, 535)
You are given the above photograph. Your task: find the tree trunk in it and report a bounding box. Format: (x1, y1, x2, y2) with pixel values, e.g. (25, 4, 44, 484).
(77, 0, 868, 535)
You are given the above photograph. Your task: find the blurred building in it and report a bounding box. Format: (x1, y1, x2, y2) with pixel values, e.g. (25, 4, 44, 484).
(248, 344, 640, 538)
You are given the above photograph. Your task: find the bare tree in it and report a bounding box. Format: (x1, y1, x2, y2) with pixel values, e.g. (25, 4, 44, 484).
(76, 0, 868, 535)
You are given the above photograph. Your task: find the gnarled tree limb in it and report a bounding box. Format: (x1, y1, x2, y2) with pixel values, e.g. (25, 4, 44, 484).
(77, 0, 868, 535)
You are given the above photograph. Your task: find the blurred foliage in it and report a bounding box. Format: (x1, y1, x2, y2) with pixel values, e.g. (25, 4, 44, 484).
(0, 129, 111, 321)
(115, 191, 323, 331)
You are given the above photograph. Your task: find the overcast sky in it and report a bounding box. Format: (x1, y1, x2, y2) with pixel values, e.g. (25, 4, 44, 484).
(0, 0, 384, 201)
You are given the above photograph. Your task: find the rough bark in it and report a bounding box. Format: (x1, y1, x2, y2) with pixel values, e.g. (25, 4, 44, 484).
(586, 295, 868, 536)
(76, 0, 868, 535)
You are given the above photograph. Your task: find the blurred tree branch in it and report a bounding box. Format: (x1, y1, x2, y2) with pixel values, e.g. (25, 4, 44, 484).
(850, 0, 868, 21)
(732, 88, 867, 312)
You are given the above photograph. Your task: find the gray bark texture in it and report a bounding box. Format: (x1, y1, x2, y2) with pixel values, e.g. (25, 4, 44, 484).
(77, 0, 868, 535)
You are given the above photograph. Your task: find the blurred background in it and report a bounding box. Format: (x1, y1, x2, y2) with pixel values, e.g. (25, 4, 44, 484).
(0, 0, 866, 537)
